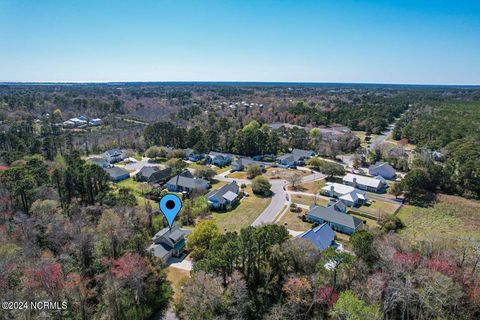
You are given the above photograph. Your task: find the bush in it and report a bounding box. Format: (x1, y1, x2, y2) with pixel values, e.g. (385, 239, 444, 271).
(145, 146, 167, 159)
(247, 164, 262, 179)
(252, 176, 272, 196)
(379, 214, 404, 232)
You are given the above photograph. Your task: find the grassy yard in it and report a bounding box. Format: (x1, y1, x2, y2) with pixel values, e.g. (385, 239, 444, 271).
(399, 194, 480, 243)
(289, 180, 325, 194)
(211, 186, 272, 232)
(265, 167, 310, 180)
(350, 213, 380, 230)
(214, 165, 231, 174)
(166, 267, 190, 301)
(277, 208, 312, 232)
(290, 194, 329, 207)
(359, 198, 400, 216)
(226, 171, 249, 179)
(115, 178, 157, 209)
(210, 179, 229, 189)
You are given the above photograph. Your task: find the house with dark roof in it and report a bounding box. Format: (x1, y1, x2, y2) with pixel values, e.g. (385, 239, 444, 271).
(207, 181, 240, 210)
(298, 223, 336, 251)
(277, 149, 315, 168)
(136, 166, 172, 184)
(104, 167, 130, 182)
(166, 170, 210, 193)
(207, 152, 232, 167)
(88, 157, 111, 168)
(102, 148, 126, 163)
(368, 162, 396, 180)
(148, 225, 189, 262)
(306, 205, 364, 235)
(185, 149, 204, 162)
(231, 157, 265, 172)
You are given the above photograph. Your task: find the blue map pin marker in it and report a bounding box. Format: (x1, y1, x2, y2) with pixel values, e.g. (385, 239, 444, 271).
(159, 194, 182, 230)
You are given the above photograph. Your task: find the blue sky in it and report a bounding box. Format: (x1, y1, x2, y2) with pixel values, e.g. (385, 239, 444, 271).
(1, 0, 479, 84)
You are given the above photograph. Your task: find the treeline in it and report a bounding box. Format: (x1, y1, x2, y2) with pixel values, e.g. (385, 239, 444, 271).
(392, 101, 480, 200)
(393, 101, 480, 149)
(399, 138, 480, 200)
(144, 120, 360, 157)
(288, 96, 408, 133)
(177, 222, 480, 319)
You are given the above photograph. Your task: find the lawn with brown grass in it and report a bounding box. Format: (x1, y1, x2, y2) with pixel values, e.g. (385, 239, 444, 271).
(226, 171, 249, 179)
(277, 208, 312, 232)
(399, 194, 480, 243)
(290, 194, 329, 207)
(166, 267, 190, 301)
(288, 180, 326, 194)
(265, 167, 310, 180)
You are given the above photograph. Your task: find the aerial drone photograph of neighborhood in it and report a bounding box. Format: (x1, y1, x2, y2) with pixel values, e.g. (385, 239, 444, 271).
(0, 1, 479, 319)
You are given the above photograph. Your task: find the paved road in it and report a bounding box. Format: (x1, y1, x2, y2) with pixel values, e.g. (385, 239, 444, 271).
(251, 179, 287, 226)
(368, 122, 396, 151)
(214, 170, 326, 227)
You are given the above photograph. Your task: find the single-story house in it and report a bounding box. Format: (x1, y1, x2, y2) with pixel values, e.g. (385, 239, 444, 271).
(88, 157, 111, 168)
(183, 149, 204, 162)
(231, 157, 265, 171)
(320, 182, 368, 207)
(89, 118, 102, 126)
(148, 225, 189, 262)
(104, 167, 130, 182)
(166, 170, 210, 193)
(298, 223, 336, 251)
(306, 205, 364, 235)
(207, 181, 240, 210)
(277, 149, 316, 168)
(368, 162, 396, 180)
(136, 166, 172, 184)
(207, 152, 232, 167)
(103, 148, 127, 163)
(343, 173, 387, 193)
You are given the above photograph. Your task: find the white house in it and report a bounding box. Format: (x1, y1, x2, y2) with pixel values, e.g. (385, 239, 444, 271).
(343, 173, 387, 193)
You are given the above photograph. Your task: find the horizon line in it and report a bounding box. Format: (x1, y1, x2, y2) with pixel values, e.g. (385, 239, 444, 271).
(0, 80, 479, 87)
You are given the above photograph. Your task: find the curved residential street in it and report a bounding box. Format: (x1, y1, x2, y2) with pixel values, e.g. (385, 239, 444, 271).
(215, 170, 326, 227)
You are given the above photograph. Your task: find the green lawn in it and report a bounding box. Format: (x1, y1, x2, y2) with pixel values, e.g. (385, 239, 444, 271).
(360, 198, 400, 216)
(211, 186, 272, 232)
(290, 194, 329, 207)
(399, 194, 480, 244)
(214, 165, 231, 174)
(116, 178, 157, 209)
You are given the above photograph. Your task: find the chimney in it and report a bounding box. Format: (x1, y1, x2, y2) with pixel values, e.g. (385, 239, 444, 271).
(353, 177, 357, 187)
(330, 185, 334, 197)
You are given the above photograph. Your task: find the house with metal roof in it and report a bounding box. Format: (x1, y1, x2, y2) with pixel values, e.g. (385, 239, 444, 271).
(342, 173, 387, 193)
(166, 170, 210, 193)
(104, 166, 130, 182)
(207, 181, 240, 210)
(321, 182, 368, 207)
(298, 223, 336, 251)
(148, 225, 189, 262)
(136, 166, 172, 184)
(368, 162, 396, 180)
(306, 205, 364, 235)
